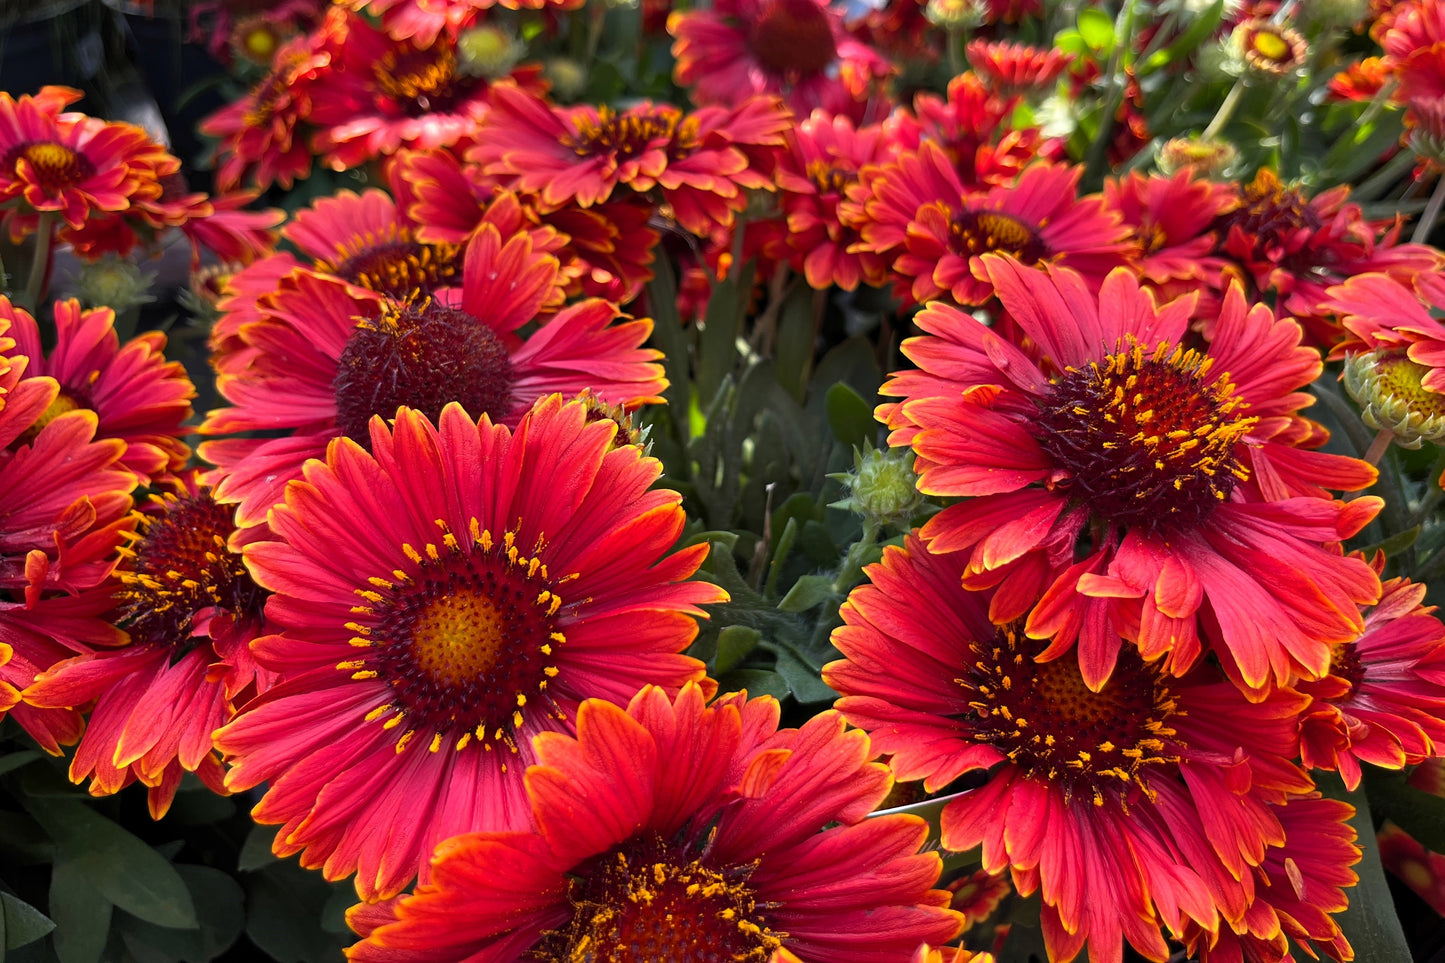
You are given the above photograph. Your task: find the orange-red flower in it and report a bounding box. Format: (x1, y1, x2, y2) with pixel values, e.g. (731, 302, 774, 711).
(965, 39, 1071, 91)
(1297, 573, 1445, 789)
(669, 0, 892, 117)
(213, 398, 725, 899)
(0, 87, 154, 233)
(851, 149, 1133, 305)
(471, 84, 791, 234)
(1103, 169, 1236, 286)
(1324, 268, 1445, 389)
(351, 0, 582, 47)
(773, 111, 901, 290)
(881, 257, 1381, 691)
(201, 224, 664, 526)
(24, 477, 271, 818)
(346, 683, 962, 960)
(3, 297, 193, 484)
(826, 534, 1313, 963)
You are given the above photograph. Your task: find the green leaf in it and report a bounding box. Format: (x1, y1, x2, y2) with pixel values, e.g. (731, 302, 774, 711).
(1330, 774, 1413, 963)
(825, 383, 875, 450)
(1, 895, 51, 951)
(714, 625, 760, 675)
(770, 648, 838, 704)
(0, 751, 39, 778)
(772, 285, 815, 403)
(777, 574, 838, 613)
(49, 861, 111, 963)
(715, 668, 791, 701)
(118, 865, 244, 962)
(237, 825, 280, 873)
(695, 265, 753, 407)
(1077, 7, 1115, 50)
(28, 801, 196, 930)
(1139, 0, 1225, 74)
(243, 862, 351, 963)
(645, 260, 691, 423)
(1365, 767, 1445, 854)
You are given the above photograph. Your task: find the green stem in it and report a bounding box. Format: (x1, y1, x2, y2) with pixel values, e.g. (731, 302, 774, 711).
(1410, 449, 1445, 529)
(1412, 172, 1445, 244)
(1081, 0, 1137, 186)
(1202, 78, 1244, 140)
(21, 212, 53, 314)
(832, 519, 880, 594)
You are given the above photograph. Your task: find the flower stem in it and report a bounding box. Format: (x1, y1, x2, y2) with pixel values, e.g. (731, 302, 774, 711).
(1412, 172, 1445, 243)
(1362, 427, 1395, 467)
(1202, 79, 1244, 140)
(832, 519, 880, 595)
(21, 213, 54, 314)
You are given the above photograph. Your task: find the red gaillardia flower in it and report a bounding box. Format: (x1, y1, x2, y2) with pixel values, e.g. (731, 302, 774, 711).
(1182, 795, 1359, 963)
(3, 296, 194, 485)
(345, 683, 962, 960)
(881, 256, 1381, 691)
(0, 86, 154, 232)
(668, 0, 892, 117)
(825, 535, 1314, 963)
(200, 223, 663, 527)
(1297, 571, 1445, 790)
(1211, 168, 1441, 349)
(199, 33, 330, 192)
(773, 110, 900, 291)
(852, 148, 1133, 306)
(471, 84, 791, 235)
(213, 397, 726, 900)
(0, 318, 135, 753)
(1324, 268, 1445, 391)
(1102, 169, 1235, 287)
(965, 39, 1071, 92)
(24, 477, 271, 818)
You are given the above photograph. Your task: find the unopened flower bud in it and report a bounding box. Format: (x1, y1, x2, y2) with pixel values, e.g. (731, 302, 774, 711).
(457, 25, 524, 79)
(74, 253, 155, 314)
(829, 443, 924, 528)
(924, 0, 985, 31)
(1157, 135, 1238, 177)
(543, 57, 589, 101)
(1343, 350, 1445, 449)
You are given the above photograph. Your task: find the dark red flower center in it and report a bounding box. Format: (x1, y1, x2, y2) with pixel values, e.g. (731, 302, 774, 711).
(950, 209, 1048, 264)
(243, 54, 303, 128)
(805, 158, 855, 195)
(1033, 338, 1255, 533)
(1216, 168, 1321, 260)
(748, 0, 838, 78)
(332, 300, 515, 447)
(563, 106, 682, 161)
(959, 624, 1181, 807)
(322, 237, 463, 297)
(376, 44, 463, 115)
(118, 488, 265, 651)
(1328, 642, 1366, 692)
(532, 835, 783, 962)
(5, 141, 95, 191)
(344, 523, 566, 753)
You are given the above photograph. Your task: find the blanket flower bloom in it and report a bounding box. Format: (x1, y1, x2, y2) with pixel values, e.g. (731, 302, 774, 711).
(213, 397, 725, 900)
(346, 683, 962, 960)
(668, 0, 892, 117)
(2, 297, 194, 484)
(825, 534, 1314, 963)
(1297, 571, 1445, 790)
(200, 223, 663, 526)
(881, 255, 1381, 690)
(24, 477, 271, 818)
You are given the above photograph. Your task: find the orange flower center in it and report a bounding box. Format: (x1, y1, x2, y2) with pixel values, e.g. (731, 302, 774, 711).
(959, 624, 1181, 807)
(950, 209, 1048, 264)
(376, 44, 461, 114)
(749, 0, 838, 77)
(563, 105, 683, 160)
(243, 51, 307, 128)
(118, 488, 264, 649)
(10, 389, 86, 450)
(332, 300, 515, 447)
(533, 838, 783, 962)
(1034, 338, 1255, 532)
(805, 158, 855, 195)
(321, 237, 463, 298)
(5, 141, 95, 191)
(346, 522, 567, 754)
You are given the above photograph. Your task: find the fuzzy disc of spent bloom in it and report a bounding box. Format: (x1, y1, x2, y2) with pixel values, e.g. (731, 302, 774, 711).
(24, 478, 271, 818)
(345, 683, 962, 961)
(880, 256, 1382, 691)
(213, 398, 726, 900)
(825, 534, 1314, 963)
(199, 224, 664, 528)
(2, 296, 194, 484)
(1297, 572, 1445, 790)
(1155, 135, 1238, 178)
(1232, 18, 1308, 77)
